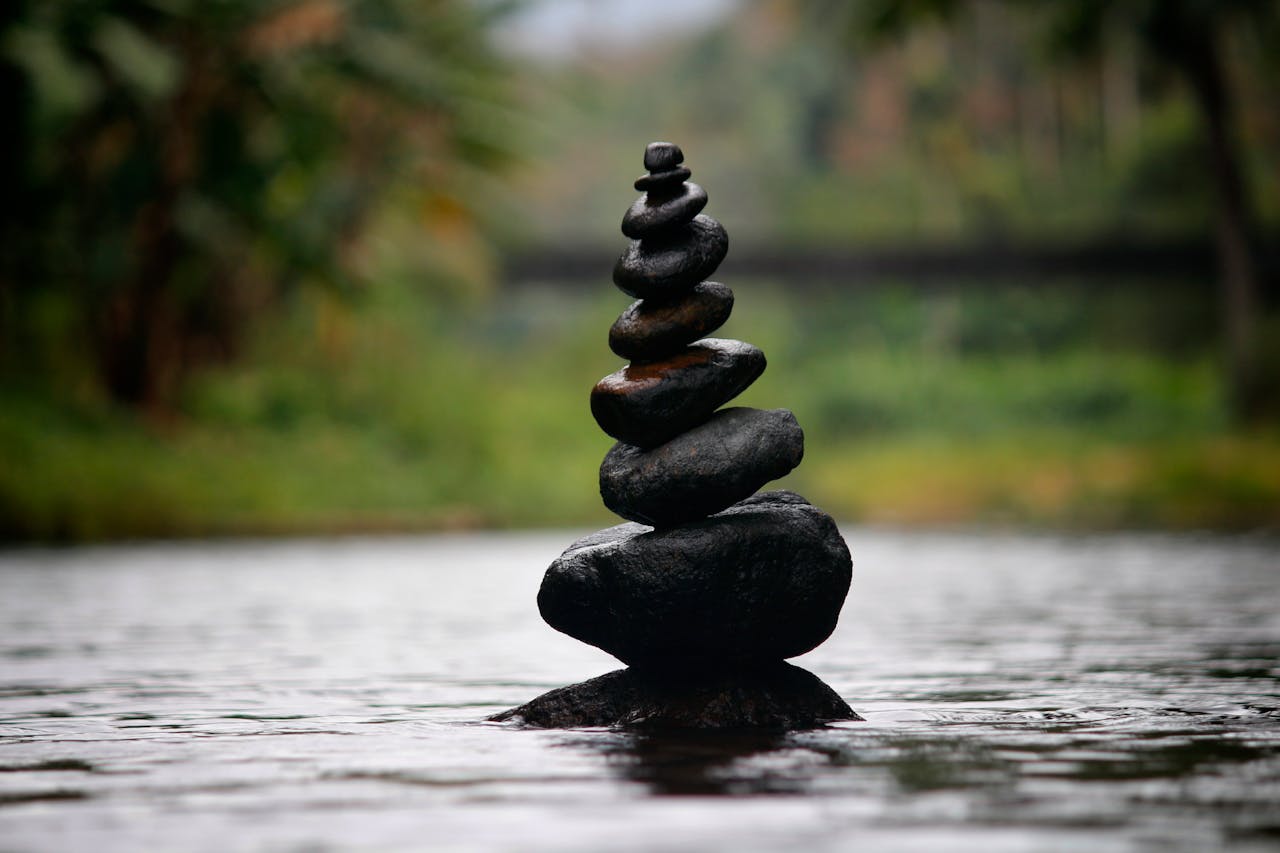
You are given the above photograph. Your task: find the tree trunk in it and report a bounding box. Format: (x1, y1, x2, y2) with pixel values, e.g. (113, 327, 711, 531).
(97, 36, 210, 410)
(99, 201, 181, 407)
(1167, 20, 1264, 421)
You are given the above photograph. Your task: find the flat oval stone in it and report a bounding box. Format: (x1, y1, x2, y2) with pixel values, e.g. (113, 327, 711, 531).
(590, 338, 764, 448)
(537, 491, 853, 668)
(643, 141, 684, 172)
(621, 183, 708, 238)
(600, 407, 803, 527)
(634, 166, 692, 191)
(489, 662, 860, 729)
(613, 215, 728, 300)
(609, 281, 734, 361)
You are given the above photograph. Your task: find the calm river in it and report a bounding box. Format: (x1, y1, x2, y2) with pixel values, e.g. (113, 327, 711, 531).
(1, 528, 1277, 851)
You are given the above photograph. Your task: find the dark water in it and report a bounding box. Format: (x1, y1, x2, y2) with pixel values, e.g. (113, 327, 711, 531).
(1, 529, 1277, 852)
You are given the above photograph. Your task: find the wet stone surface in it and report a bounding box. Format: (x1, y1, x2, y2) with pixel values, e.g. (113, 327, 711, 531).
(590, 338, 765, 448)
(621, 182, 709, 239)
(634, 166, 692, 192)
(608, 280, 734, 361)
(537, 491, 853, 668)
(600, 407, 804, 527)
(643, 141, 684, 172)
(612, 214, 728, 300)
(491, 663, 859, 729)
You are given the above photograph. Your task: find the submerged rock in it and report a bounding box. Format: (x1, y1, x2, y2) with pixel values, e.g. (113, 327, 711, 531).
(538, 491, 852, 668)
(600, 407, 804, 527)
(608, 281, 733, 361)
(590, 338, 764, 448)
(490, 662, 859, 729)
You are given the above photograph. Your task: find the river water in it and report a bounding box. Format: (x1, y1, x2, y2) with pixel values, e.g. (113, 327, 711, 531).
(1, 528, 1277, 851)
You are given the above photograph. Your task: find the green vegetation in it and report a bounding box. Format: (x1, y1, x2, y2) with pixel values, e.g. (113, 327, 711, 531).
(846, 0, 1279, 420)
(1, 1, 1277, 541)
(509, 2, 1279, 242)
(1, 0, 515, 407)
(3, 278, 1275, 541)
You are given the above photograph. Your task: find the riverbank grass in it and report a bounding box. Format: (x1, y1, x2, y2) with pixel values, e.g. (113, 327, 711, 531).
(3, 283, 1275, 541)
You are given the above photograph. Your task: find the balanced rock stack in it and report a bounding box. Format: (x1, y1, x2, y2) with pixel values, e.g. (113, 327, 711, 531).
(494, 143, 858, 729)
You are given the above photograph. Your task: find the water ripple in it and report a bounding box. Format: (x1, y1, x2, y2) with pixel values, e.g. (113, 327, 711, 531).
(0, 530, 1276, 851)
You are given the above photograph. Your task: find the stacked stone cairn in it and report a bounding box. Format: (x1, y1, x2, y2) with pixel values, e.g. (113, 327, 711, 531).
(494, 143, 858, 729)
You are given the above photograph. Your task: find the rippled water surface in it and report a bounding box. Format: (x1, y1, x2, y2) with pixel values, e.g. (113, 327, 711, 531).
(1, 529, 1278, 851)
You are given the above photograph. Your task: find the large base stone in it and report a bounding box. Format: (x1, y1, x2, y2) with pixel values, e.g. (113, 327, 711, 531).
(490, 663, 860, 729)
(538, 491, 852, 668)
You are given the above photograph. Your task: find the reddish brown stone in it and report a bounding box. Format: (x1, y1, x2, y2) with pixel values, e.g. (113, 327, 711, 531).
(590, 338, 764, 448)
(609, 281, 734, 361)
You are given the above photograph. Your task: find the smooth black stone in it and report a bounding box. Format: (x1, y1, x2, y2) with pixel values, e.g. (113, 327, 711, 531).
(490, 662, 860, 729)
(600, 407, 803, 527)
(613, 215, 728, 300)
(643, 141, 684, 172)
(590, 338, 764, 448)
(537, 491, 853, 668)
(609, 281, 734, 361)
(634, 166, 691, 191)
(621, 183, 708, 239)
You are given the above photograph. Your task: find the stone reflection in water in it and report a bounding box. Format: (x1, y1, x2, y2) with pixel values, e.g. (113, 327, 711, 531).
(494, 142, 856, 728)
(590, 730, 1017, 798)
(1028, 735, 1278, 783)
(595, 730, 808, 796)
(871, 739, 1015, 794)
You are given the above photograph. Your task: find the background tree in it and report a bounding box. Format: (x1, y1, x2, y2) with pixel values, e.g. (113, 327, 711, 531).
(0, 0, 515, 410)
(824, 0, 1276, 421)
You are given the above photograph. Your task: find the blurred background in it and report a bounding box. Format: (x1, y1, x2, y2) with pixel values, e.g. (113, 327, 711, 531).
(1, 0, 1276, 541)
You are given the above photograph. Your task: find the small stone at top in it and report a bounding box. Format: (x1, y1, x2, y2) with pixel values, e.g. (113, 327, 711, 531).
(644, 142, 684, 172)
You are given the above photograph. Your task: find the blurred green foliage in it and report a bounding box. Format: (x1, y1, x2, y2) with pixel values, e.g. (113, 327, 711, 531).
(843, 0, 1279, 418)
(1, 0, 1277, 539)
(0, 0, 515, 407)
(512, 0, 1279, 244)
(3, 276, 1276, 541)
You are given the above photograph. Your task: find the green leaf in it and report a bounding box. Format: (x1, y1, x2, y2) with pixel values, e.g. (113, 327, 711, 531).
(1, 24, 99, 121)
(93, 17, 181, 102)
